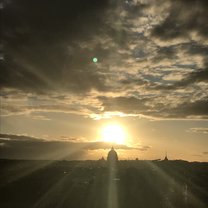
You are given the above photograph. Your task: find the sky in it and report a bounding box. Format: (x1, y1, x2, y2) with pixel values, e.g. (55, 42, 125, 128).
(0, 0, 208, 161)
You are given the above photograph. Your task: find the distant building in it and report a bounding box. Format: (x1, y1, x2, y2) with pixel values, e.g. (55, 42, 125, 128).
(107, 146, 118, 167)
(99, 156, 105, 161)
(97, 156, 105, 167)
(164, 152, 168, 161)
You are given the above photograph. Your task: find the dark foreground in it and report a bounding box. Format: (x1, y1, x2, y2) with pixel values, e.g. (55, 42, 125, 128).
(0, 159, 208, 208)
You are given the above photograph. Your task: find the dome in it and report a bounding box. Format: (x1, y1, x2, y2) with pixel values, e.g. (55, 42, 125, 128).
(107, 147, 118, 164)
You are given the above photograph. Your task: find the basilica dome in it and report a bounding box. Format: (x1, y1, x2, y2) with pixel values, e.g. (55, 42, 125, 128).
(107, 147, 118, 165)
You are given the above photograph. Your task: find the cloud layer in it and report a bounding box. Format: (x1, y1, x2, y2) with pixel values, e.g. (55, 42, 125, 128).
(0, 133, 150, 160)
(188, 128, 208, 134)
(1, 0, 208, 120)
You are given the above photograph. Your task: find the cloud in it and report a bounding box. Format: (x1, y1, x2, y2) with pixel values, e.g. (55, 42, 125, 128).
(203, 152, 208, 155)
(98, 95, 208, 119)
(192, 154, 202, 157)
(151, 0, 208, 39)
(0, 89, 103, 117)
(0, 133, 149, 160)
(2, 0, 111, 93)
(98, 96, 150, 113)
(170, 99, 208, 118)
(2, 0, 151, 94)
(188, 128, 208, 134)
(84, 142, 150, 151)
(0, 133, 45, 142)
(1, 0, 208, 121)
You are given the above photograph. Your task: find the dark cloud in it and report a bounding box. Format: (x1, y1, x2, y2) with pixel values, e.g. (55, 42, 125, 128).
(98, 96, 208, 119)
(1, 0, 208, 120)
(2, 0, 110, 93)
(138, 97, 208, 119)
(184, 68, 208, 83)
(203, 152, 208, 155)
(160, 98, 208, 118)
(1, 0, 153, 93)
(147, 67, 208, 91)
(0, 133, 148, 160)
(152, 41, 208, 63)
(84, 142, 149, 151)
(152, 0, 208, 39)
(98, 96, 150, 114)
(120, 63, 208, 92)
(183, 42, 208, 57)
(120, 76, 149, 86)
(0, 133, 45, 142)
(153, 45, 178, 62)
(1, 0, 148, 93)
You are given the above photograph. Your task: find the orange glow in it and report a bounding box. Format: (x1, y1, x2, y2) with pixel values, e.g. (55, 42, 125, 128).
(100, 124, 126, 144)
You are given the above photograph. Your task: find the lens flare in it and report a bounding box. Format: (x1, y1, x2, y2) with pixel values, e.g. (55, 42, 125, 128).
(93, 57, 98, 63)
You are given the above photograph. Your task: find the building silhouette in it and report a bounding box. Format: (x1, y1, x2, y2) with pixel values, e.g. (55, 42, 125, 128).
(107, 146, 118, 167)
(164, 151, 168, 161)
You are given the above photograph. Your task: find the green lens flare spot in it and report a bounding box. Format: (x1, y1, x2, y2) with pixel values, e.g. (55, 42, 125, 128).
(93, 57, 98, 63)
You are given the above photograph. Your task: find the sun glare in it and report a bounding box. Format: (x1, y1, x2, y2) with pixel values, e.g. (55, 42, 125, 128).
(101, 124, 126, 144)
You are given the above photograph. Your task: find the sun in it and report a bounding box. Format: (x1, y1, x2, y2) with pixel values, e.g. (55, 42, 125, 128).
(101, 124, 126, 144)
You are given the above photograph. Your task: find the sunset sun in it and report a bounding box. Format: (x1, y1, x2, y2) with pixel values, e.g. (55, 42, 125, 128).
(101, 124, 126, 144)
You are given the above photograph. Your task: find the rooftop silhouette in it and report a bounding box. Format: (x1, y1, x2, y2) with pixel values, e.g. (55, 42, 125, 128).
(107, 146, 118, 165)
